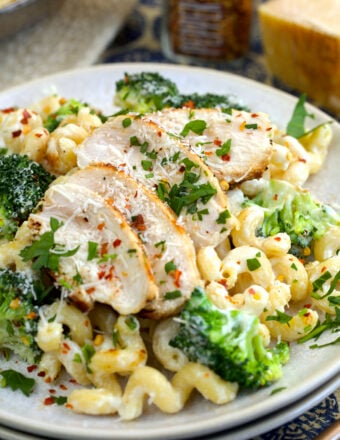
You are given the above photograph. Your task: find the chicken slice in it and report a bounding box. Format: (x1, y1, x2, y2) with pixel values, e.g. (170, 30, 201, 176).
(25, 182, 158, 314)
(77, 116, 235, 249)
(66, 164, 203, 319)
(146, 108, 273, 185)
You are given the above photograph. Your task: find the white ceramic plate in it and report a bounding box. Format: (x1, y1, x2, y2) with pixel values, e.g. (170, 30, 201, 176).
(0, 375, 338, 440)
(0, 63, 339, 440)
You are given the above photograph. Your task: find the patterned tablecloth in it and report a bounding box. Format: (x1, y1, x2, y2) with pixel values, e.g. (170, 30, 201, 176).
(98, 1, 340, 440)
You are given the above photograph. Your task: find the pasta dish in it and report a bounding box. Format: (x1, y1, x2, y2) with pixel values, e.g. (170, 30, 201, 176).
(0, 71, 338, 421)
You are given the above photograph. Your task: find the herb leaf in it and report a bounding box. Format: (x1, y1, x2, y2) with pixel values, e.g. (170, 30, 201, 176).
(180, 120, 207, 137)
(0, 369, 35, 396)
(286, 94, 314, 138)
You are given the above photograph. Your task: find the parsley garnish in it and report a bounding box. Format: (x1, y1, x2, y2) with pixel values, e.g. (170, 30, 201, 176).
(164, 290, 182, 300)
(216, 139, 231, 157)
(180, 119, 207, 137)
(0, 369, 35, 396)
(286, 94, 314, 138)
(125, 316, 138, 331)
(298, 307, 340, 347)
(20, 217, 79, 272)
(246, 257, 261, 271)
(165, 261, 177, 274)
(87, 241, 99, 261)
(122, 117, 132, 128)
(216, 209, 231, 224)
(266, 310, 292, 325)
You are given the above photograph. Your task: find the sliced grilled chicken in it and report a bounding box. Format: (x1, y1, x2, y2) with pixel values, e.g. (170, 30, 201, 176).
(146, 108, 273, 185)
(66, 164, 203, 319)
(25, 183, 158, 314)
(77, 116, 235, 249)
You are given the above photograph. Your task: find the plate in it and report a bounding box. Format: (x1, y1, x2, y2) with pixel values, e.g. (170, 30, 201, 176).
(0, 375, 338, 440)
(0, 63, 339, 440)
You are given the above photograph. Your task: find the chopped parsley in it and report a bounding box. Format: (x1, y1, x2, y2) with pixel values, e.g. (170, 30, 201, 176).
(216, 139, 231, 157)
(122, 117, 132, 128)
(180, 119, 207, 137)
(20, 217, 79, 272)
(266, 310, 292, 325)
(216, 209, 231, 224)
(164, 290, 182, 300)
(246, 257, 261, 271)
(0, 369, 35, 396)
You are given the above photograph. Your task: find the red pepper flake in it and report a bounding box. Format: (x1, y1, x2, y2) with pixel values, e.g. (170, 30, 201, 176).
(113, 239, 122, 248)
(266, 127, 272, 132)
(49, 389, 56, 394)
(62, 342, 71, 354)
(45, 377, 52, 384)
(84, 319, 90, 328)
(213, 138, 222, 146)
(12, 129, 22, 138)
(20, 109, 32, 125)
(298, 158, 307, 163)
(182, 100, 195, 109)
(218, 278, 228, 288)
(65, 403, 74, 409)
(37, 371, 46, 377)
(221, 154, 230, 161)
(173, 269, 182, 288)
(179, 165, 186, 172)
(248, 287, 256, 295)
(97, 222, 105, 231)
(105, 266, 115, 281)
(59, 384, 68, 390)
(69, 378, 77, 384)
(131, 214, 146, 231)
(274, 236, 282, 241)
(304, 303, 312, 308)
(273, 194, 278, 201)
(86, 287, 96, 295)
(27, 364, 37, 373)
(44, 397, 55, 406)
(100, 242, 109, 256)
(251, 113, 259, 118)
(98, 269, 106, 279)
(321, 266, 327, 273)
(1, 107, 16, 113)
(35, 132, 43, 138)
(157, 130, 163, 137)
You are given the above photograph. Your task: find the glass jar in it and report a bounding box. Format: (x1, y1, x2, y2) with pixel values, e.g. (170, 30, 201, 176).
(161, 0, 253, 65)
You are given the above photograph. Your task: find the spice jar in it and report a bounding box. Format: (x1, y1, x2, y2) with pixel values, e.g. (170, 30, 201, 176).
(161, 0, 253, 64)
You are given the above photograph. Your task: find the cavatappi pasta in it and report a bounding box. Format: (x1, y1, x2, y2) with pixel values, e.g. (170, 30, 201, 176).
(0, 86, 339, 422)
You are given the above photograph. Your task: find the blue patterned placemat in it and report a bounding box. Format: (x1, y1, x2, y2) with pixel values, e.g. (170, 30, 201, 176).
(99, 1, 339, 438)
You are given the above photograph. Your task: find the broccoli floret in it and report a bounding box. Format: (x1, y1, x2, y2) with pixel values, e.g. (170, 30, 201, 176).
(178, 93, 248, 112)
(114, 72, 248, 113)
(170, 287, 289, 389)
(0, 152, 54, 243)
(246, 179, 340, 257)
(114, 72, 182, 113)
(0, 268, 45, 363)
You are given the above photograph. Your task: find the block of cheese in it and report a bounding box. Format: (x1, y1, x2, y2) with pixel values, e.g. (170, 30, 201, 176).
(258, 0, 340, 116)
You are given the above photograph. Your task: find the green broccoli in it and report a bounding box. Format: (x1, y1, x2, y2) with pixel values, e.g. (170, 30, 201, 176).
(114, 72, 248, 113)
(0, 152, 55, 243)
(0, 268, 46, 363)
(245, 179, 340, 257)
(114, 72, 182, 113)
(170, 287, 289, 389)
(177, 92, 248, 112)
(44, 98, 106, 132)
